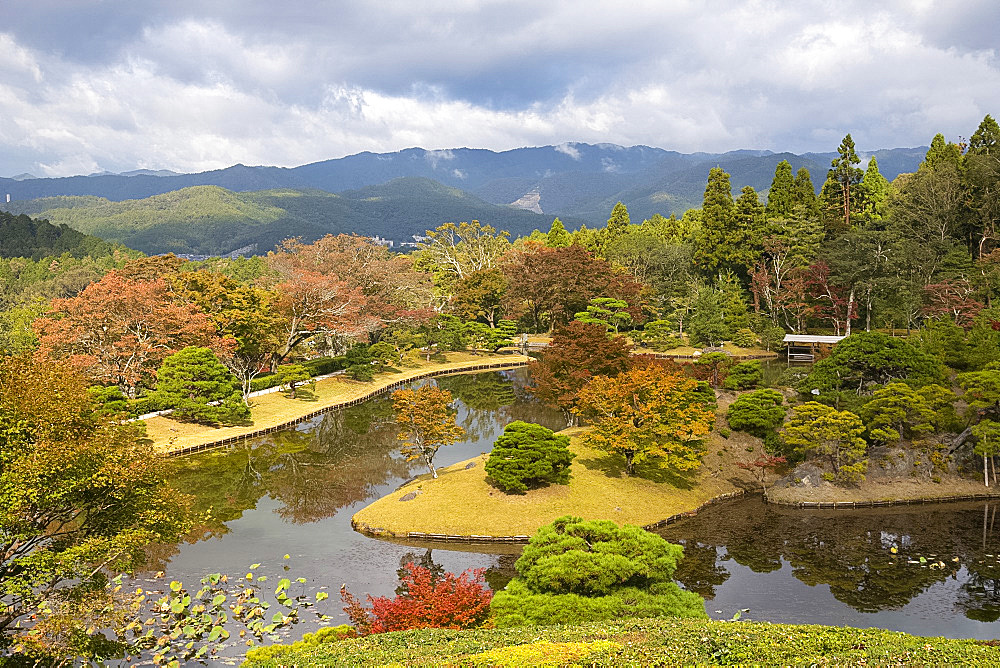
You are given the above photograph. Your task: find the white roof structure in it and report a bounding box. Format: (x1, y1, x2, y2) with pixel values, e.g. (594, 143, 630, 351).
(783, 334, 847, 344)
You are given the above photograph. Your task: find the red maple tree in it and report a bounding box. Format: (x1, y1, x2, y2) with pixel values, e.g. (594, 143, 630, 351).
(340, 563, 492, 635)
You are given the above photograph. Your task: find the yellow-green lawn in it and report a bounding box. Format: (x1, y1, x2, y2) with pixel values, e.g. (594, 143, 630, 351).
(145, 352, 529, 455)
(352, 428, 753, 538)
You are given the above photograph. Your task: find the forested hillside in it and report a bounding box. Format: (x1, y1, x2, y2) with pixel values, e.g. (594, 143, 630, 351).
(1, 179, 577, 255)
(0, 210, 117, 259)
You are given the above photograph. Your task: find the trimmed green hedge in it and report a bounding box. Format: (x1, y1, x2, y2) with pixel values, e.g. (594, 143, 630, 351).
(249, 356, 348, 392)
(241, 618, 1000, 667)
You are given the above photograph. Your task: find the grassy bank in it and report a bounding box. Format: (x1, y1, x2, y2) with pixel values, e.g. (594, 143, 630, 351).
(352, 426, 752, 539)
(242, 618, 1000, 667)
(144, 352, 529, 455)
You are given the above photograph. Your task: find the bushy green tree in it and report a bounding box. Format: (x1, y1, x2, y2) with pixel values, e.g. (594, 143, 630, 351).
(346, 344, 375, 380)
(859, 382, 936, 446)
(782, 402, 867, 484)
(799, 332, 943, 408)
(490, 516, 706, 626)
(153, 346, 250, 425)
(574, 297, 632, 333)
(546, 218, 572, 247)
(639, 319, 683, 351)
(687, 286, 727, 347)
(726, 389, 786, 451)
(766, 160, 795, 219)
(723, 360, 763, 390)
(484, 421, 575, 493)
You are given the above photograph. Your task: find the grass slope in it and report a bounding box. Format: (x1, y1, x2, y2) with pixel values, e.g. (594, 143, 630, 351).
(352, 425, 747, 538)
(242, 618, 1000, 667)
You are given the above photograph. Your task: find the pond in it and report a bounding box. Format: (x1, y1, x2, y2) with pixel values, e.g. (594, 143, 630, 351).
(152, 368, 1000, 646)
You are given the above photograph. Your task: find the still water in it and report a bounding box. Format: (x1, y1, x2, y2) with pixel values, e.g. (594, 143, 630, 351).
(156, 369, 1000, 641)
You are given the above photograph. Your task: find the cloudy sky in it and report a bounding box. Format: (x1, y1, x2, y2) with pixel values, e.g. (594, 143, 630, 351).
(2, 0, 999, 177)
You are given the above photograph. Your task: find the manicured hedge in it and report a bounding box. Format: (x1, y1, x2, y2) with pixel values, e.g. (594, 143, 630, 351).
(241, 618, 1000, 667)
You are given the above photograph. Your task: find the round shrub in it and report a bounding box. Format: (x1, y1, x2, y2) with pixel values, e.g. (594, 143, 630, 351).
(485, 421, 575, 493)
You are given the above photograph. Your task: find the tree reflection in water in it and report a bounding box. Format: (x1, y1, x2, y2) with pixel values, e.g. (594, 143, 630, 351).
(658, 497, 1000, 619)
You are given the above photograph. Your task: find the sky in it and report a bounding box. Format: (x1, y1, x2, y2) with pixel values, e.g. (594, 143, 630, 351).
(2, 0, 999, 178)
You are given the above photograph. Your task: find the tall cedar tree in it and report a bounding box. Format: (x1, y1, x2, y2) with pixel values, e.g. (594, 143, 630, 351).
(823, 134, 864, 232)
(33, 270, 215, 397)
(575, 362, 716, 475)
(694, 167, 735, 275)
(392, 384, 466, 478)
(527, 321, 632, 426)
(765, 160, 795, 219)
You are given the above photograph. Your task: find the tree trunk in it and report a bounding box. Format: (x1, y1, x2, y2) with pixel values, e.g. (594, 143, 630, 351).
(625, 451, 635, 476)
(985, 454, 990, 488)
(425, 452, 438, 479)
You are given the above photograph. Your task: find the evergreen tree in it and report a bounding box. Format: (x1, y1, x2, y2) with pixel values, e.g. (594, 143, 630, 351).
(601, 202, 631, 247)
(922, 133, 964, 170)
(688, 285, 727, 347)
(153, 346, 250, 426)
(733, 185, 766, 275)
(791, 166, 820, 216)
(694, 167, 735, 274)
(969, 114, 1000, 156)
(822, 134, 864, 232)
(484, 421, 575, 493)
(858, 156, 891, 228)
(765, 160, 795, 219)
(545, 217, 571, 247)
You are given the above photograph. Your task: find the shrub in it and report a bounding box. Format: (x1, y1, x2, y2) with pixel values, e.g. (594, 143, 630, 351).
(723, 360, 763, 390)
(726, 389, 786, 452)
(274, 363, 313, 399)
(244, 626, 356, 664)
(490, 516, 705, 627)
(485, 421, 575, 493)
(341, 563, 492, 635)
(732, 328, 758, 348)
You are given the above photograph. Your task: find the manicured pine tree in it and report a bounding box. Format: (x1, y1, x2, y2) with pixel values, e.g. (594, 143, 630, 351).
(153, 346, 250, 426)
(485, 421, 575, 493)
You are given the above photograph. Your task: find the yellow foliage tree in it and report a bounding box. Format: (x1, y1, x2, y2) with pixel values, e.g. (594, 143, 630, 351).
(392, 384, 466, 478)
(574, 364, 715, 476)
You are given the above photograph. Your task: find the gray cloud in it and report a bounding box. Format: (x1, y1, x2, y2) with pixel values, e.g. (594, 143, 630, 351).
(1, 0, 999, 176)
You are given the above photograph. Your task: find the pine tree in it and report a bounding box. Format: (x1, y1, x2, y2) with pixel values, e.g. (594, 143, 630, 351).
(791, 167, 820, 216)
(822, 134, 864, 232)
(922, 133, 964, 170)
(969, 114, 1000, 156)
(153, 346, 251, 426)
(765, 160, 795, 219)
(858, 156, 891, 228)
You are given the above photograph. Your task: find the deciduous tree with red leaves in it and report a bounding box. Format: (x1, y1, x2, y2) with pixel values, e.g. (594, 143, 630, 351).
(340, 563, 492, 635)
(528, 321, 632, 426)
(33, 271, 215, 397)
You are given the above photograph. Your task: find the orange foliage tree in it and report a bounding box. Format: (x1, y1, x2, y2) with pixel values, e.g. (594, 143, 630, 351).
(575, 362, 716, 476)
(392, 384, 466, 478)
(33, 271, 215, 397)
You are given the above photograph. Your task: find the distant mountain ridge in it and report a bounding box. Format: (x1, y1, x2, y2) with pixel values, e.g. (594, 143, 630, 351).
(1, 143, 927, 224)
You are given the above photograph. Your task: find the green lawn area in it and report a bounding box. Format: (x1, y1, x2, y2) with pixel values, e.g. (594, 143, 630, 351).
(145, 352, 529, 455)
(352, 428, 745, 538)
(242, 618, 1000, 667)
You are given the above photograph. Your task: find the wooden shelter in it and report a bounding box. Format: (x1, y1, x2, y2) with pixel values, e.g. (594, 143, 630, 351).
(783, 334, 846, 362)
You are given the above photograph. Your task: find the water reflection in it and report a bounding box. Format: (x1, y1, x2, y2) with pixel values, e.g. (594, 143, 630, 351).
(657, 497, 1000, 631)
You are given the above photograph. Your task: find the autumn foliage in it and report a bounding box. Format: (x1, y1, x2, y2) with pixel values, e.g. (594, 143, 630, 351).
(32, 271, 214, 396)
(340, 563, 492, 635)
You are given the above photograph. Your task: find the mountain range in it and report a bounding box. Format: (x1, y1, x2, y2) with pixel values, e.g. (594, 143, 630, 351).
(0, 143, 927, 256)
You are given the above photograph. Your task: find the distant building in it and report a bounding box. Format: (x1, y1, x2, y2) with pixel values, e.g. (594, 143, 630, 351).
(369, 236, 393, 248)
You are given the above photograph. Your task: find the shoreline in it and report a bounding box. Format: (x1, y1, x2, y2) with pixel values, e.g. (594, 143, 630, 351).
(146, 353, 530, 457)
